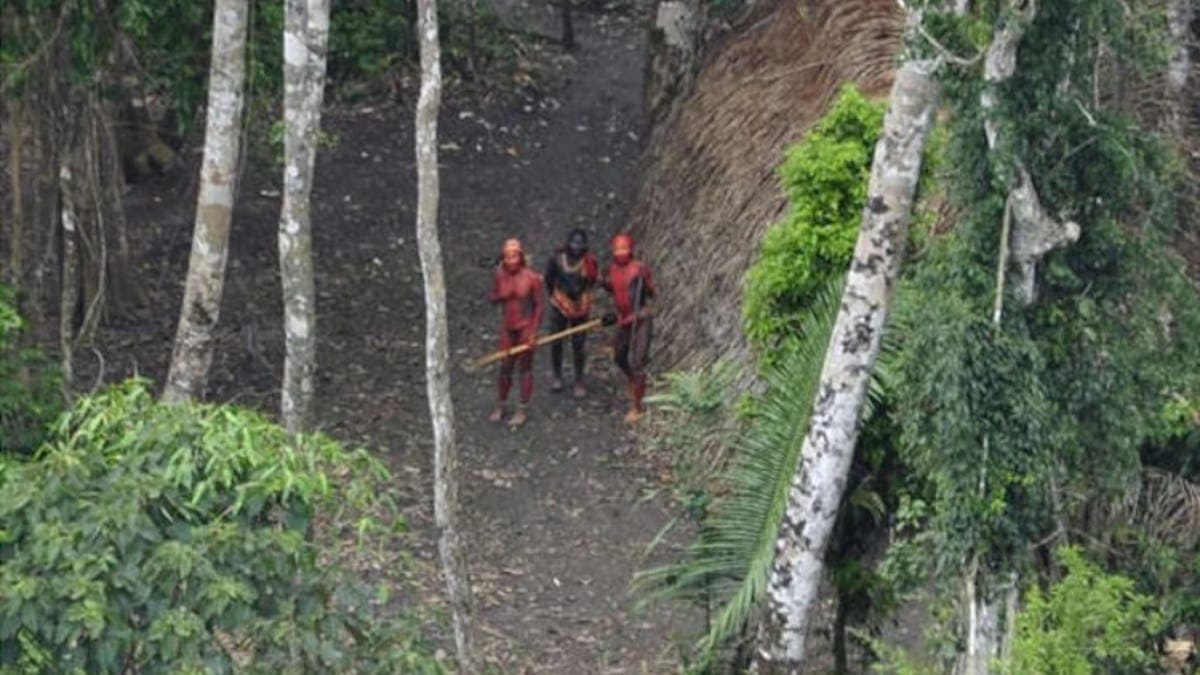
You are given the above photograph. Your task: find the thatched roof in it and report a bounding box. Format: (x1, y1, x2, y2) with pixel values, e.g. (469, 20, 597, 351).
(626, 0, 903, 372)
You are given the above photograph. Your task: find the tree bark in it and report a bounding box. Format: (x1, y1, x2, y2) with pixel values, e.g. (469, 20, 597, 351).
(1167, 0, 1192, 97)
(6, 101, 24, 295)
(414, 0, 479, 670)
(163, 0, 248, 403)
(279, 0, 330, 434)
(58, 159, 79, 392)
(755, 54, 940, 671)
(980, 3, 1078, 308)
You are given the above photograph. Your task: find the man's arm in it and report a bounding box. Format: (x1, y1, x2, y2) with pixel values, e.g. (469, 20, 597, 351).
(528, 273, 546, 345)
(583, 253, 599, 290)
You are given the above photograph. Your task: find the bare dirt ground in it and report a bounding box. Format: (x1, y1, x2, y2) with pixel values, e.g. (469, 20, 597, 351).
(53, 3, 701, 672)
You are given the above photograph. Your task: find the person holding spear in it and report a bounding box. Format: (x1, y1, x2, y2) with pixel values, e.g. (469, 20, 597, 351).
(603, 233, 656, 424)
(487, 238, 545, 428)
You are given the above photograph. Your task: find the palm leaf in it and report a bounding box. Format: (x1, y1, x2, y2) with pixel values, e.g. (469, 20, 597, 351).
(635, 274, 891, 664)
(1136, 468, 1200, 548)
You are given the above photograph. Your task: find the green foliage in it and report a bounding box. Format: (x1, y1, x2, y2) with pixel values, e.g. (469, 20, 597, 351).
(638, 276, 894, 668)
(0, 380, 443, 673)
(1000, 547, 1162, 675)
(888, 0, 1200, 587)
(892, 248, 1061, 566)
(0, 288, 61, 457)
(743, 85, 884, 355)
(328, 0, 415, 84)
(4, 0, 523, 140)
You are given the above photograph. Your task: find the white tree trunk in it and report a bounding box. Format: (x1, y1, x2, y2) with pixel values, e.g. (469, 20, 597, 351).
(6, 101, 24, 293)
(962, 6, 1081, 670)
(1167, 0, 1192, 95)
(58, 160, 79, 391)
(413, 0, 479, 670)
(1165, 0, 1193, 137)
(279, 0, 330, 434)
(163, 0, 248, 403)
(755, 55, 941, 671)
(980, 3, 1078, 308)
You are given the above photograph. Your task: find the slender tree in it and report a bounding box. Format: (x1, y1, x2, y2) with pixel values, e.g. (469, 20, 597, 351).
(755, 18, 942, 670)
(5, 101, 24, 294)
(58, 160, 80, 392)
(279, 0, 330, 434)
(413, 0, 479, 669)
(163, 0, 248, 403)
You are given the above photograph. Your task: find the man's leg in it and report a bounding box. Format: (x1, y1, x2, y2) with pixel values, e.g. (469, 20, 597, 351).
(490, 330, 517, 423)
(570, 316, 588, 398)
(613, 325, 632, 378)
(625, 319, 652, 423)
(510, 344, 535, 428)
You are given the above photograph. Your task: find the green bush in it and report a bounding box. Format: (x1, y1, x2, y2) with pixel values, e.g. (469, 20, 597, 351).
(0, 380, 442, 674)
(743, 85, 884, 354)
(0, 288, 61, 456)
(1001, 547, 1162, 675)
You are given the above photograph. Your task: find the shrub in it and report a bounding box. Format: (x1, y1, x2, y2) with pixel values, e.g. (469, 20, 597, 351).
(743, 84, 884, 354)
(0, 380, 442, 673)
(0, 288, 61, 457)
(1001, 547, 1163, 675)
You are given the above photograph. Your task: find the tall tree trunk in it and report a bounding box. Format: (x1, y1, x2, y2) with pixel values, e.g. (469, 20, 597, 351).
(414, 0, 479, 670)
(58, 159, 79, 392)
(1167, 0, 1192, 100)
(279, 0, 330, 434)
(163, 0, 248, 403)
(6, 101, 24, 295)
(960, 7, 1080, 671)
(755, 54, 941, 672)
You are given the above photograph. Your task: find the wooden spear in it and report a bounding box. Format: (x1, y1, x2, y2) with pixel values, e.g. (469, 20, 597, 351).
(464, 316, 606, 373)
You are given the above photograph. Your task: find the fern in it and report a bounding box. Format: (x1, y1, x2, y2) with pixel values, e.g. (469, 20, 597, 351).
(636, 275, 890, 665)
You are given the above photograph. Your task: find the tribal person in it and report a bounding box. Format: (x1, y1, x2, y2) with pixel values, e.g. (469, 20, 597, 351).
(543, 228, 599, 398)
(603, 233, 656, 423)
(488, 238, 545, 428)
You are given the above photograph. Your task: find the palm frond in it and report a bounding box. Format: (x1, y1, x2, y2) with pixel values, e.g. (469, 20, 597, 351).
(1136, 468, 1200, 548)
(635, 273, 893, 663)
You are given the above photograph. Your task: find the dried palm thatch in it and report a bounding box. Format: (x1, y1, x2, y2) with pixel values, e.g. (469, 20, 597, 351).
(626, 0, 903, 372)
(1086, 468, 1200, 550)
(1136, 468, 1200, 548)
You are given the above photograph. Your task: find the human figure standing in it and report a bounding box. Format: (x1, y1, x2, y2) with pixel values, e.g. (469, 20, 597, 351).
(544, 229, 599, 398)
(488, 238, 544, 428)
(603, 233, 655, 423)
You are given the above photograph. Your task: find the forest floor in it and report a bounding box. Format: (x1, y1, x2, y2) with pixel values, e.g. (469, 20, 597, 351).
(71, 1, 701, 672)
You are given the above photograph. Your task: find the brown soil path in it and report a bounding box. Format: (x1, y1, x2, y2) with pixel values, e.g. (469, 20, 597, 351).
(87, 4, 698, 672)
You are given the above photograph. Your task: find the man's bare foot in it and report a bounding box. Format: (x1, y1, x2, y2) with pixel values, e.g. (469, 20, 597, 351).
(624, 407, 642, 424)
(508, 407, 528, 429)
(573, 382, 587, 399)
(488, 406, 505, 423)
(551, 377, 565, 392)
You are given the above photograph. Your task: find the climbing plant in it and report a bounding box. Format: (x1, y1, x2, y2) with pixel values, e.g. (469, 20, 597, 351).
(882, 0, 1200, 662)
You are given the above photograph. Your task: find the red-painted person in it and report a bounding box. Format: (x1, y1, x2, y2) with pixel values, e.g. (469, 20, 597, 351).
(488, 238, 545, 428)
(603, 233, 656, 423)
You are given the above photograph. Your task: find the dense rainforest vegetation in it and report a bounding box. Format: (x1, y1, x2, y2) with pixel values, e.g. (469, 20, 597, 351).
(1, 0, 1197, 673)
